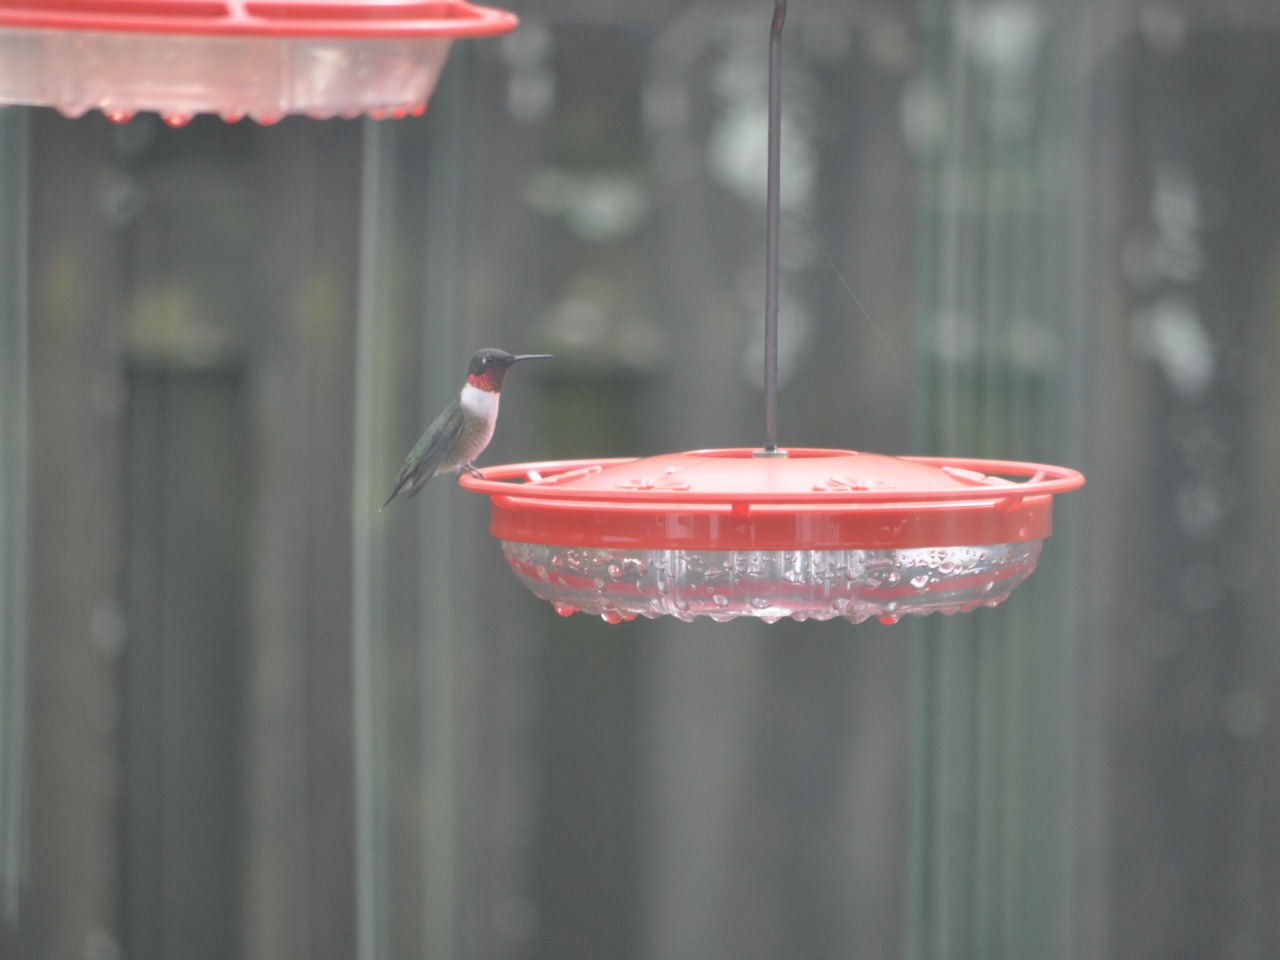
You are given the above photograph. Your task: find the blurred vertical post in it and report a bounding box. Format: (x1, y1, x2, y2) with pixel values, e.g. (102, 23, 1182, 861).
(908, 0, 1093, 957)
(352, 115, 418, 960)
(352, 51, 470, 959)
(0, 105, 31, 928)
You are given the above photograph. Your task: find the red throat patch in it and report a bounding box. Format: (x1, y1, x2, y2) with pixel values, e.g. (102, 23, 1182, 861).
(467, 369, 503, 392)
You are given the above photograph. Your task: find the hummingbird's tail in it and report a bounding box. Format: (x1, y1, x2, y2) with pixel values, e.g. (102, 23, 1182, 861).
(381, 469, 428, 510)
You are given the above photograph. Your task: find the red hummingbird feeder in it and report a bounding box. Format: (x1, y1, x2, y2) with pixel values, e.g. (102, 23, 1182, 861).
(0, 0, 517, 124)
(460, 0, 1084, 625)
(461, 451, 1082, 625)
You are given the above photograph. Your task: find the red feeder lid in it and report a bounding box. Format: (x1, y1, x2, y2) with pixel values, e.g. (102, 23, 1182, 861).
(459, 448, 1085, 551)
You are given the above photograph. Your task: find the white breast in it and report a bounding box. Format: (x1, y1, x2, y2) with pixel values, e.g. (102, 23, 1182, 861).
(457, 383, 501, 461)
(460, 383, 500, 419)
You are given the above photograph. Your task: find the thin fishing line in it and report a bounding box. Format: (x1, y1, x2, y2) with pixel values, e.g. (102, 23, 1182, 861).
(799, 208, 956, 448)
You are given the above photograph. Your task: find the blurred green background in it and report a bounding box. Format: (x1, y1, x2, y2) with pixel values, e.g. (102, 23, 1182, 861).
(3, 2, 1280, 959)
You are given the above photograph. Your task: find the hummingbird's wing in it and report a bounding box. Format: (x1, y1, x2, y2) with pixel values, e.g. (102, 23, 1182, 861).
(380, 399, 466, 510)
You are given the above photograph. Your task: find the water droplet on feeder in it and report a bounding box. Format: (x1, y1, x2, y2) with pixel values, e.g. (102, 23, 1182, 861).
(910, 574, 930, 590)
(163, 113, 192, 128)
(879, 614, 900, 625)
(106, 109, 134, 124)
(553, 602, 577, 618)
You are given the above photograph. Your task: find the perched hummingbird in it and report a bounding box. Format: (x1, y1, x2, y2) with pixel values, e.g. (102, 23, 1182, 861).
(380, 348, 553, 510)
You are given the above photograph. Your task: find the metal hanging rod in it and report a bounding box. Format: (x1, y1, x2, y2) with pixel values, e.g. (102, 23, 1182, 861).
(759, 0, 787, 457)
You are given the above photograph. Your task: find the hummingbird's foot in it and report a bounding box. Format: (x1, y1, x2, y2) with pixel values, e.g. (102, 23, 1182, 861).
(463, 463, 484, 479)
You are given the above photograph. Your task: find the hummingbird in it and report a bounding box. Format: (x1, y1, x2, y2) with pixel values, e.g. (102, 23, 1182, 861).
(380, 348, 553, 510)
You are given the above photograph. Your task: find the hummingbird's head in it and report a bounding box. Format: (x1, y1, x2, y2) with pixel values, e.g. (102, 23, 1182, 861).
(466, 348, 553, 392)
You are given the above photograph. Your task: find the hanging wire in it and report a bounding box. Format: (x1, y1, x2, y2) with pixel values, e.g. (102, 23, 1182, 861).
(759, 0, 787, 457)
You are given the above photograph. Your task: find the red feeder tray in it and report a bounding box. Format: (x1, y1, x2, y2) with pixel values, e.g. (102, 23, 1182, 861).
(0, 0, 517, 123)
(460, 448, 1085, 625)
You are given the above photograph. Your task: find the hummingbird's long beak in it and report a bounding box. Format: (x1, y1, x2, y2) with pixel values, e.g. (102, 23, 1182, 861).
(513, 354, 554, 363)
